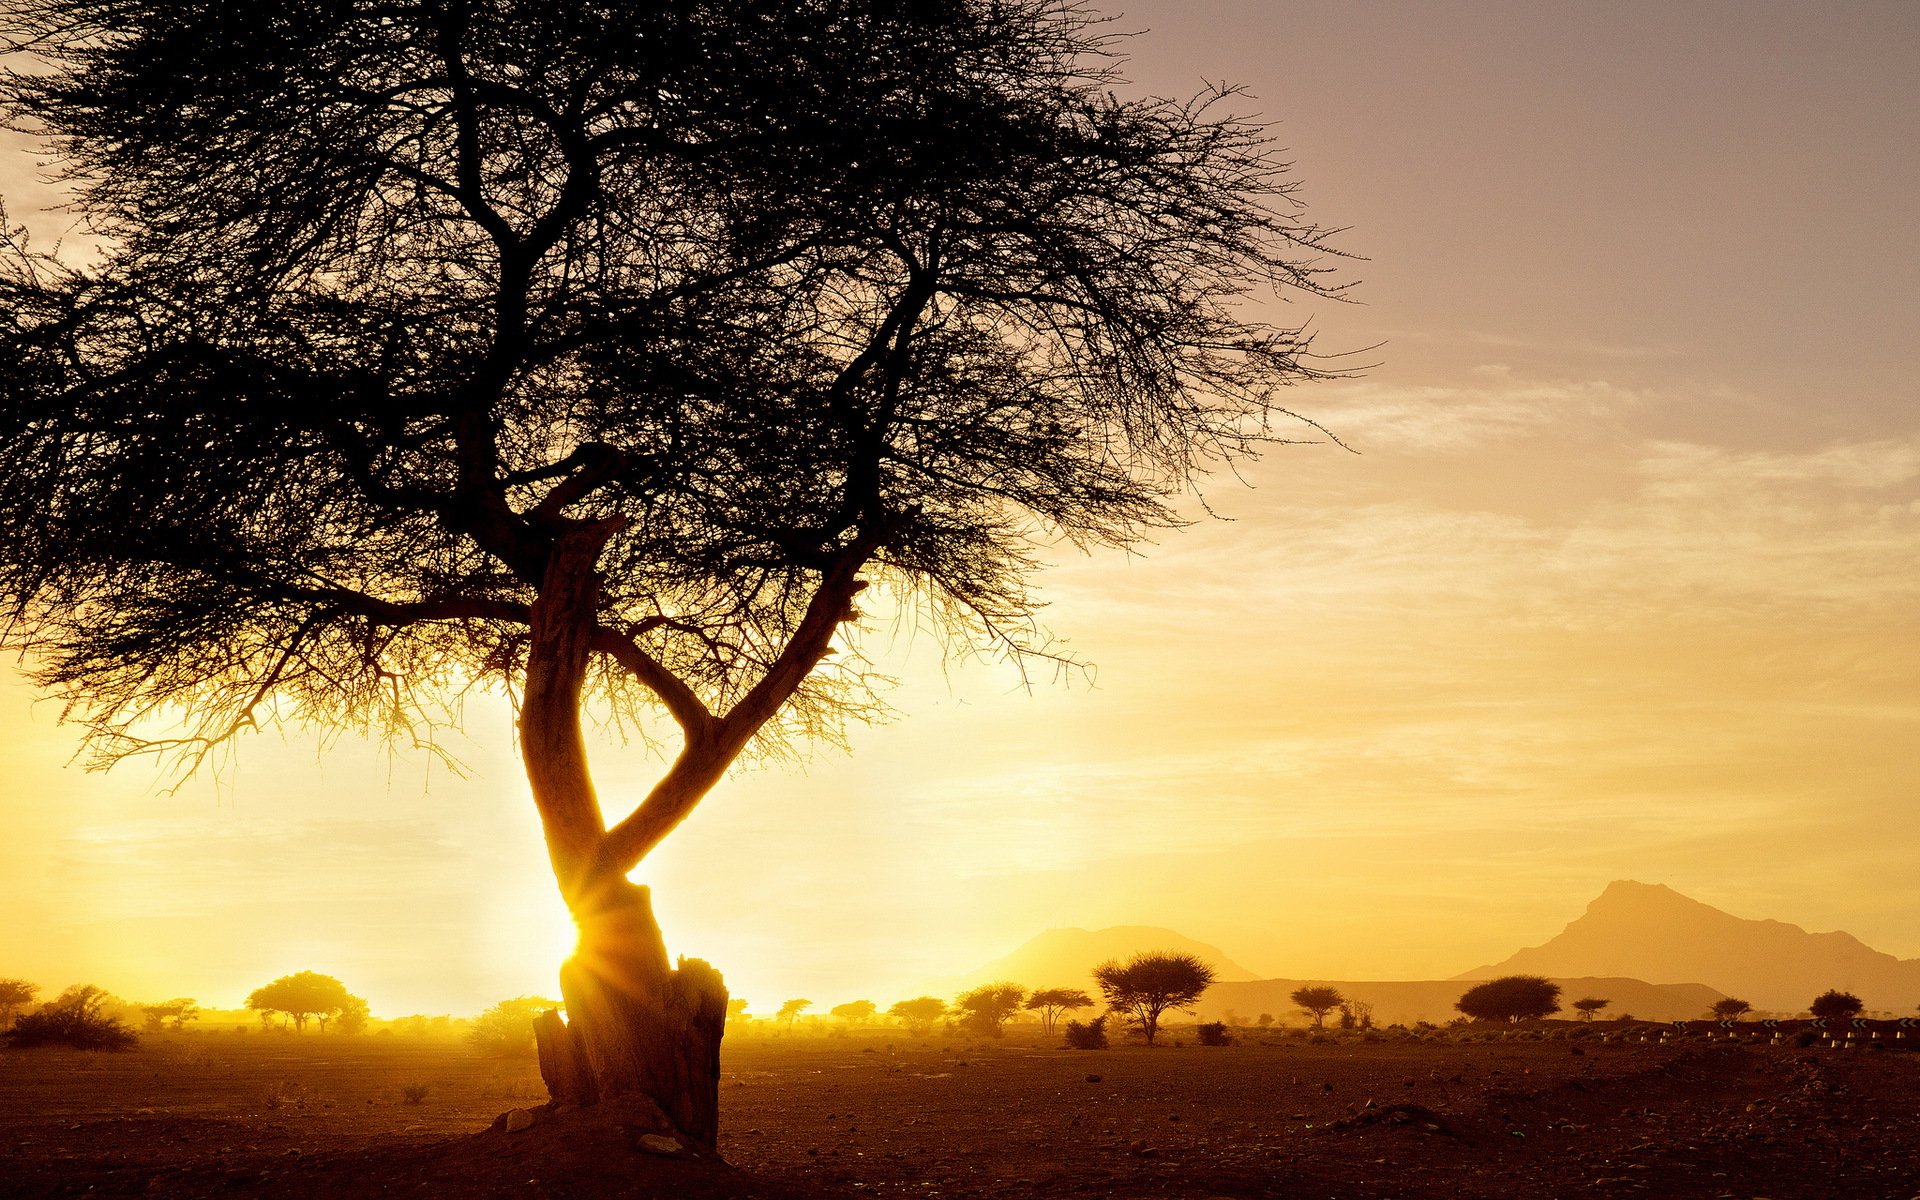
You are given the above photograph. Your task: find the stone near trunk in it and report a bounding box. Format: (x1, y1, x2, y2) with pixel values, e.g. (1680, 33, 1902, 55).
(503, 1108, 536, 1134)
(635, 1133, 684, 1156)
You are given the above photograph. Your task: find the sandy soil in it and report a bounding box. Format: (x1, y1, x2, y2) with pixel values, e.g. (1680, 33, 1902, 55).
(2, 1028, 1916, 1198)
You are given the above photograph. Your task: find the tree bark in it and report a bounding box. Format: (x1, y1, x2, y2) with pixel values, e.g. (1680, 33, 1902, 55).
(536, 879, 728, 1146)
(521, 525, 729, 1149)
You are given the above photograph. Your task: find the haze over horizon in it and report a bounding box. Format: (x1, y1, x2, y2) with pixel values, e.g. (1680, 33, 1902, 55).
(2, 2, 1916, 1017)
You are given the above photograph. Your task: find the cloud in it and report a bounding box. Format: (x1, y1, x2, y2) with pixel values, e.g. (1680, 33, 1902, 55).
(1302, 375, 1648, 452)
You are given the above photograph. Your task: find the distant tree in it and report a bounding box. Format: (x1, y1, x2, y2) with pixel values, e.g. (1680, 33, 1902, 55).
(5, 984, 137, 1049)
(1196, 1021, 1231, 1046)
(0, 979, 39, 1029)
(829, 1000, 877, 1027)
(246, 972, 359, 1033)
(1455, 976, 1561, 1024)
(1809, 990, 1864, 1020)
(469, 996, 562, 1057)
(1571, 997, 1611, 1022)
(776, 1000, 812, 1032)
(1092, 952, 1217, 1046)
(1256, 1012, 1275, 1028)
(1024, 987, 1095, 1033)
(725, 999, 750, 1025)
(955, 983, 1027, 1037)
(334, 994, 371, 1035)
(1290, 985, 1344, 1029)
(1337, 999, 1374, 1031)
(140, 998, 200, 1032)
(1710, 998, 1752, 1021)
(888, 997, 948, 1036)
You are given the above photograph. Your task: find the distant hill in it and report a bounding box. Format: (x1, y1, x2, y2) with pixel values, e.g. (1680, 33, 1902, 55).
(921, 926, 1259, 998)
(1196, 976, 1725, 1027)
(1461, 880, 1920, 1014)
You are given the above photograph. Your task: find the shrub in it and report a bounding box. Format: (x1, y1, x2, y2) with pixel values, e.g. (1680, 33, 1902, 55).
(1063, 1015, 1109, 1049)
(402, 1082, 430, 1105)
(1196, 1021, 1231, 1046)
(5, 985, 137, 1050)
(1455, 976, 1561, 1023)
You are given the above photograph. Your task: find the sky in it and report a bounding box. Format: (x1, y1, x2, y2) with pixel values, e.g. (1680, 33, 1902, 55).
(2, 1, 1916, 1018)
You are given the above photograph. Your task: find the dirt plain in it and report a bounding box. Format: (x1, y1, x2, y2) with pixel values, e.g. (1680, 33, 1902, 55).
(2, 1026, 1917, 1199)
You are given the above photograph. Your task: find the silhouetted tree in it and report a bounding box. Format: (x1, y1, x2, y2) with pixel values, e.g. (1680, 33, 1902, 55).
(1092, 952, 1216, 1046)
(1710, 998, 1752, 1021)
(1290, 985, 1344, 1029)
(469, 996, 561, 1057)
(140, 998, 200, 1032)
(0, 979, 36, 1029)
(1809, 990, 1864, 1020)
(0, 0, 1342, 1150)
(776, 999, 812, 1032)
(1025, 987, 1094, 1033)
(1455, 976, 1561, 1024)
(1337, 998, 1374, 1030)
(246, 972, 359, 1033)
(955, 983, 1027, 1037)
(829, 999, 877, 1026)
(725, 999, 750, 1025)
(1256, 1012, 1275, 1028)
(5, 984, 137, 1049)
(887, 996, 947, 1036)
(335, 994, 371, 1035)
(1571, 997, 1611, 1022)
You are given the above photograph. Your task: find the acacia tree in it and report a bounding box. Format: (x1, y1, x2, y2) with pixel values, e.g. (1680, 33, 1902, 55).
(1571, 997, 1611, 1022)
(1025, 986, 1093, 1033)
(0, 979, 35, 1029)
(246, 972, 359, 1033)
(1092, 951, 1216, 1045)
(775, 999, 812, 1032)
(888, 996, 948, 1036)
(1710, 998, 1751, 1021)
(0, 0, 1341, 1150)
(1809, 990, 1863, 1020)
(1455, 976, 1561, 1024)
(955, 982, 1027, 1036)
(1289, 984, 1343, 1029)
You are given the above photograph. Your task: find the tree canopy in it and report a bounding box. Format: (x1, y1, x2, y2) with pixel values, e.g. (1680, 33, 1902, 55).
(1455, 976, 1561, 1024)
(1092, 951, 1215, 1045)
(246, 971, 361, 1032)
(955, 982, 1027, 1036)
(1809, 990, 1863, 1020)
(1289, 984, 1343, 1028)
(887, 995, 947, 1035)
(1024, 986, 1093, 1032)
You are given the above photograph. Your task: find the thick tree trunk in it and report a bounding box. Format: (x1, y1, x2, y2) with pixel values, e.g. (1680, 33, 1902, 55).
(521, 527, 729, 1150)
(534, 878, 729, 1148)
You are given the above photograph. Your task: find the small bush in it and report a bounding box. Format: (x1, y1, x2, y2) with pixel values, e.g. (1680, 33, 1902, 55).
(402, 1082, 430, 1105)
(1196, 1021, 1231, 1046)
(5, 986, 137, 1050)
(1063, 1015, 1108, 1049)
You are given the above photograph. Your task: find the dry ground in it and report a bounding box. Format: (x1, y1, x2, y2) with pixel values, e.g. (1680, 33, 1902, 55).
(2, 1028, 1916, 1198)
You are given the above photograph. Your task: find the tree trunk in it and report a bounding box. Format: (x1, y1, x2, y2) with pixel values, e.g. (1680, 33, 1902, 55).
(520, 527, 729, 1149)
(534, 878, 729, 1148)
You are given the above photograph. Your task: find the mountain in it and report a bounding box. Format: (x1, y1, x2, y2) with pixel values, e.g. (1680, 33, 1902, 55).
(922, 925, 1260, 997)
(1196, 976, 1724, 1027)
(1461, 880, 1920, 1014)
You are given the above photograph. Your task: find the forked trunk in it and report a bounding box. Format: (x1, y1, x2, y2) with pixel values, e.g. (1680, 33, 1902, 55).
(534, 878, 728, 1148)
(520, 527, 729, 1150)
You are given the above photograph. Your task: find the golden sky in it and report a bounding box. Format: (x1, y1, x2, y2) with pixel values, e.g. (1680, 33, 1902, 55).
(3, 1, 1916, 1018)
